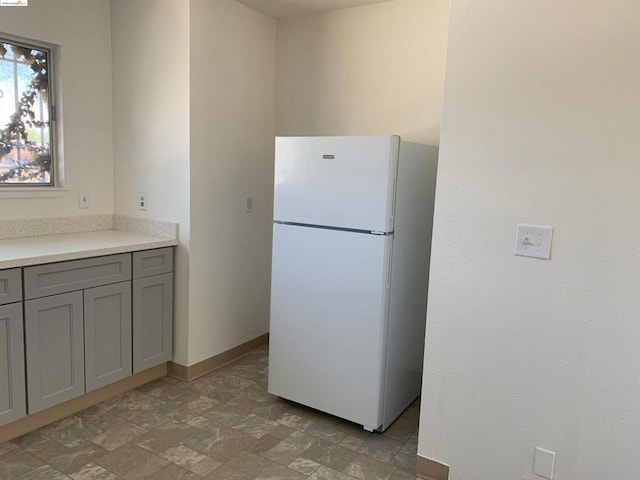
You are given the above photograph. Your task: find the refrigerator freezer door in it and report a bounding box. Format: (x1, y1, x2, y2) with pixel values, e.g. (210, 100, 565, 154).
(274, 136, 399, 233)
(268, 223, 392, 430)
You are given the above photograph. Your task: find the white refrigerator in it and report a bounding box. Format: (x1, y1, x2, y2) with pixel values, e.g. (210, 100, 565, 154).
(268, 135, 438, 432)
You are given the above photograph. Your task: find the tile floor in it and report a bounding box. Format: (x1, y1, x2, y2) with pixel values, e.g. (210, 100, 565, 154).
(0, 346, 420, 480)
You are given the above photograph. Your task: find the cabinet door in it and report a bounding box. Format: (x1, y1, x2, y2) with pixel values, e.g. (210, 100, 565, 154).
(84, 282, 132, 392)
(25, 291, 84, 413)
(133, 273, 173, 373)
(0, 302, 26, 427)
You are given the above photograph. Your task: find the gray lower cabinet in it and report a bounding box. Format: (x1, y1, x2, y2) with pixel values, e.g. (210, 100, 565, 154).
(133, 273, 173, 373)
(1, 247, 173, 424)
(25, 291, 85, 414)
(0, 302, 26, 427)
(84, 282, 132, 392)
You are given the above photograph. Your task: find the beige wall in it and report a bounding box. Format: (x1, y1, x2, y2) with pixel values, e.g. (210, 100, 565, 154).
(3, 0, 447, 371)
(0, 0, 113, 219)
(188, 0, 276, 365)
(111, 0, 275, 367)
(418, 1, 640, 479)
(110, 0, 191, 365)
(276, 0, 449, 145)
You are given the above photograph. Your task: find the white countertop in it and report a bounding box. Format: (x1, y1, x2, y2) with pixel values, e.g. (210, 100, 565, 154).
(0, 230, 178, 269)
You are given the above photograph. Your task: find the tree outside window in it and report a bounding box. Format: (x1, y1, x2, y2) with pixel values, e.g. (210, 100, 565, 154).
(0, 37, 53, 186)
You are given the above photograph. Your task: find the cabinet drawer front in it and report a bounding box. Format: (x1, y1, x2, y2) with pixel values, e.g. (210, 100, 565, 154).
(133, 248, 173, 279)
(0, 269, 22, 306)
(24, 254, 132, 300)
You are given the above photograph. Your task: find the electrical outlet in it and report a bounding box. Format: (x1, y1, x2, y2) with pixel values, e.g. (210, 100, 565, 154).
(78, 192, 89, 209)
(245, 195, 254, 213)
(139, 192, 148, 211)
(533, 447, 556, 479)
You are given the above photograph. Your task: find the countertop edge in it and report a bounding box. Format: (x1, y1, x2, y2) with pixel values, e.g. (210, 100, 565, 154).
(0, 238, 178, 269)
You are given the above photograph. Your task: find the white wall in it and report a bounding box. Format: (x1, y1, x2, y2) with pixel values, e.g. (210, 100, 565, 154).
(276, 0, 448, 145)
(418, 1, 640, 479)
(110, 0, 191, 365)
(188, 0, 276, 365)
(110, 0, 275, 367)
(0, 0, 113, 219)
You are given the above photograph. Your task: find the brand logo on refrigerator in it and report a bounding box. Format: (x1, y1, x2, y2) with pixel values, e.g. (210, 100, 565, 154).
(322, 154, 335, 159)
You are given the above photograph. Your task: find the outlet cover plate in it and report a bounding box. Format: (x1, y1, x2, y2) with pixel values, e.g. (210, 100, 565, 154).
(245, 195, 254, 213)
(515, 224, 553, 260)
(139, 192, 148, 211)
(533, 447, 556, 479)
(78, 192, 89, 209)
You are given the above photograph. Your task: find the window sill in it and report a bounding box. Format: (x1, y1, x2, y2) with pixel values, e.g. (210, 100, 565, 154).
(0, 188, 69, 199)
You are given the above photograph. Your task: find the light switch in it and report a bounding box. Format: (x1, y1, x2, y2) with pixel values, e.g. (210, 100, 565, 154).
(533, 447, 556, 479)
(514, 224, 553, 260)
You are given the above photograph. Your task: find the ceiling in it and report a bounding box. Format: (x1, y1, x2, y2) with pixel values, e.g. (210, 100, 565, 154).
(235, 0, 399, 18)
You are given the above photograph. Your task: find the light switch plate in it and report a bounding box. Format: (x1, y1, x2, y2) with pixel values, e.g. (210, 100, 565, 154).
(533, 447, 556, 479)
(515, 224, 553, 259)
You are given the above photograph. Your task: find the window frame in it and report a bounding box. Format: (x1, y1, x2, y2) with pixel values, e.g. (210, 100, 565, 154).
(0, 33, 57, 188)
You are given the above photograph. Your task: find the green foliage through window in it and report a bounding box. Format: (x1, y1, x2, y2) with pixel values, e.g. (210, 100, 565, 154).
(0, 37, 53, 185)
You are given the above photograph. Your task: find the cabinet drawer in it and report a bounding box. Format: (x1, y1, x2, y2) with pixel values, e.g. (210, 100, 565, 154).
(0, 269, 22, 305)
(24, 254, 132, 300)
(133, 248, 173, 279)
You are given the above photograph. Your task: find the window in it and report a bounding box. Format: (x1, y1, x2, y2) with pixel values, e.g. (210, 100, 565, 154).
(0, 36, 54, 186)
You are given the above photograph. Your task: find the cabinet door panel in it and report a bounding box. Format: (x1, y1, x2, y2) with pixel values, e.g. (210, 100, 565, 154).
(0, 302, 26, 427)
(133, 273, 172, 373)
(25, 291, 84, 413)
(84, 282, 132, 392)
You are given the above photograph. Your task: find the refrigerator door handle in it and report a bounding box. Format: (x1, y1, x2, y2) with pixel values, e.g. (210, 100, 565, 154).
(387, 247, 393, 288)
(390, 175, 397, 221)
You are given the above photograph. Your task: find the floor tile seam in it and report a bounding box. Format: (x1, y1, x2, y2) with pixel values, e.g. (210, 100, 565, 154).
(69, 462, 128, 480)
(159, 444, 218, 473)
(92, 403, 152, 430)
(0, 445, 20, 459)
(37, 424, 107, 452)
(94, 442, 171, 476)
(317, 464, 362, 480)
(251, 458, 283, 478)
(0, 452, 44, 479)
(24, 439, 107, 471)
(33, 462, 73, 479)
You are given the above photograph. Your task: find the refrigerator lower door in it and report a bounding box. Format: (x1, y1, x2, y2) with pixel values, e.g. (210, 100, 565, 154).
(268, 223, 392, 431)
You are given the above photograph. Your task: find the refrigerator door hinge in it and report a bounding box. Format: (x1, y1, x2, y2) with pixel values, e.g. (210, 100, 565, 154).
(371, 231, 386, 235)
